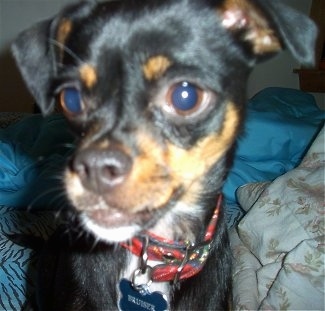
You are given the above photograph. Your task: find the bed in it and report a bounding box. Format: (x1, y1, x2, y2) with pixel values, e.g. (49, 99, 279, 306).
(0, 87, 324, 310)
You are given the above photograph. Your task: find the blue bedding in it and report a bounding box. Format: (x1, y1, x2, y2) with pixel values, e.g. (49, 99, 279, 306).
(0, 87, 324, 310)
(0, 114, 73, 208)
(223, 87, 324, 224)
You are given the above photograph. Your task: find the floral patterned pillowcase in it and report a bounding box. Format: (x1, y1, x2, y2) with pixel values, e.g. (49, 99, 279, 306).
(231, 126, 324, 310)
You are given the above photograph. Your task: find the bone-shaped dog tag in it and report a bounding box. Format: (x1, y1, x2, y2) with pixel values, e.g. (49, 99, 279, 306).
(118, 279, 168, 311)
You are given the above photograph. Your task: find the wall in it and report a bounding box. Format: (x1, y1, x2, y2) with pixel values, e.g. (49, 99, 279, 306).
(0, 0, 324, 112)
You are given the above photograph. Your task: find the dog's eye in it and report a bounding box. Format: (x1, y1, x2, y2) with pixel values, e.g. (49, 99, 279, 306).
(162, 81, 215, 118)
(169, 82, 202, 113)
(59, 87, 83, 115)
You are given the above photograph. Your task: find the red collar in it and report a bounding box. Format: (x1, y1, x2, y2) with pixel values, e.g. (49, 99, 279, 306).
(120, 194, 222, 283)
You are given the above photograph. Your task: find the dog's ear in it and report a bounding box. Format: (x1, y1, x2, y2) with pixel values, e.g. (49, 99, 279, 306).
(217, 0, 317, 65)
(11, 19, 56, 114)
(11, 2, 94, 115)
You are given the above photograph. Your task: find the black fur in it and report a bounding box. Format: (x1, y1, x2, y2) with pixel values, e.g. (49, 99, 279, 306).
(11, 0, 316, 310)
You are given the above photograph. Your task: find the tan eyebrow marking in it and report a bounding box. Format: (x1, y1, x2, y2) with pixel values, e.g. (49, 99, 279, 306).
(79, 64, 98, 89)
(142, 55, 172, 81)
(57, 18, 73, 46)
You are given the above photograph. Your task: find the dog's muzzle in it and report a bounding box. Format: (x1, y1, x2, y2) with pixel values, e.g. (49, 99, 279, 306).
(70, 147, 132, 193)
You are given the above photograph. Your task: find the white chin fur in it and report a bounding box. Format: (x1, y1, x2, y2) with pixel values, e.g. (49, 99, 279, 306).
(81, 215, 141, 243)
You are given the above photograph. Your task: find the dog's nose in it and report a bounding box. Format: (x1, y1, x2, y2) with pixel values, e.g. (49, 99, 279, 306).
(70, 148, 132, 192)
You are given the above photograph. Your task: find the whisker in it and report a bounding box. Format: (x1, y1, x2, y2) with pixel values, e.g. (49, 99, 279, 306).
(48, 39, 85, 65)
(27, 185, 66, 211)
(59, 142, 76, 150)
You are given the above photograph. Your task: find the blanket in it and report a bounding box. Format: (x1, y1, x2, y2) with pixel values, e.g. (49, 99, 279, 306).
(230, 126, 324, 310)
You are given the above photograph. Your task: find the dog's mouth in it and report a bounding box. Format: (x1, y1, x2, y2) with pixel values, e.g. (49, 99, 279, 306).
(86, 208, 149, 228)
(64, 164, 182, 242)
(69, 188, 182, 243)
(79, 207, 152, 242)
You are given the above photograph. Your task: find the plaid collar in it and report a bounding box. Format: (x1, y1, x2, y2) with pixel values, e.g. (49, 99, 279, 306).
(120, 194, 222, 283)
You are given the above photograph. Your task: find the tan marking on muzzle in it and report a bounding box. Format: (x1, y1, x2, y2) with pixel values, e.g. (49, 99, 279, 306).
(168, 102, 240, 180)
(126, 102, 240, 209)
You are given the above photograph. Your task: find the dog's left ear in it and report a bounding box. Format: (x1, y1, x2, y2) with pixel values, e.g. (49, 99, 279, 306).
(217, 0, 317, 65)
(11, 19, 56, 114)
(11, 2, 95, 115)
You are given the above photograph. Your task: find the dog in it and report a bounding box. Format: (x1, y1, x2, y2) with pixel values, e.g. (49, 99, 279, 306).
(12, 0, 316, 310)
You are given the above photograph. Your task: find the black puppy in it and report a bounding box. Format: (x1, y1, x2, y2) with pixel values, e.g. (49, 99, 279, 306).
(12, 0, 316, 310)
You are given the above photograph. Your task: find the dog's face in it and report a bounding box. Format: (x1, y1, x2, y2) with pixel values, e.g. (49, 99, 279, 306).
(12, 0, 316, 242)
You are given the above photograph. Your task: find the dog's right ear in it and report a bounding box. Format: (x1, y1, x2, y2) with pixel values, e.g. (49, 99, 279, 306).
(11, 2, 95, 115)
(216, 0, 317, 66)
(11, 19, 56, 114)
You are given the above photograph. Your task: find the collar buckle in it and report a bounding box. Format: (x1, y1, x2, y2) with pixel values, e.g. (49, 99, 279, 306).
(173, 242, 192, 286)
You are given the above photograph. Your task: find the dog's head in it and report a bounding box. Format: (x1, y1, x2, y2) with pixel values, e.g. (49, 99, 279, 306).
(12, 0, 316, 242)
